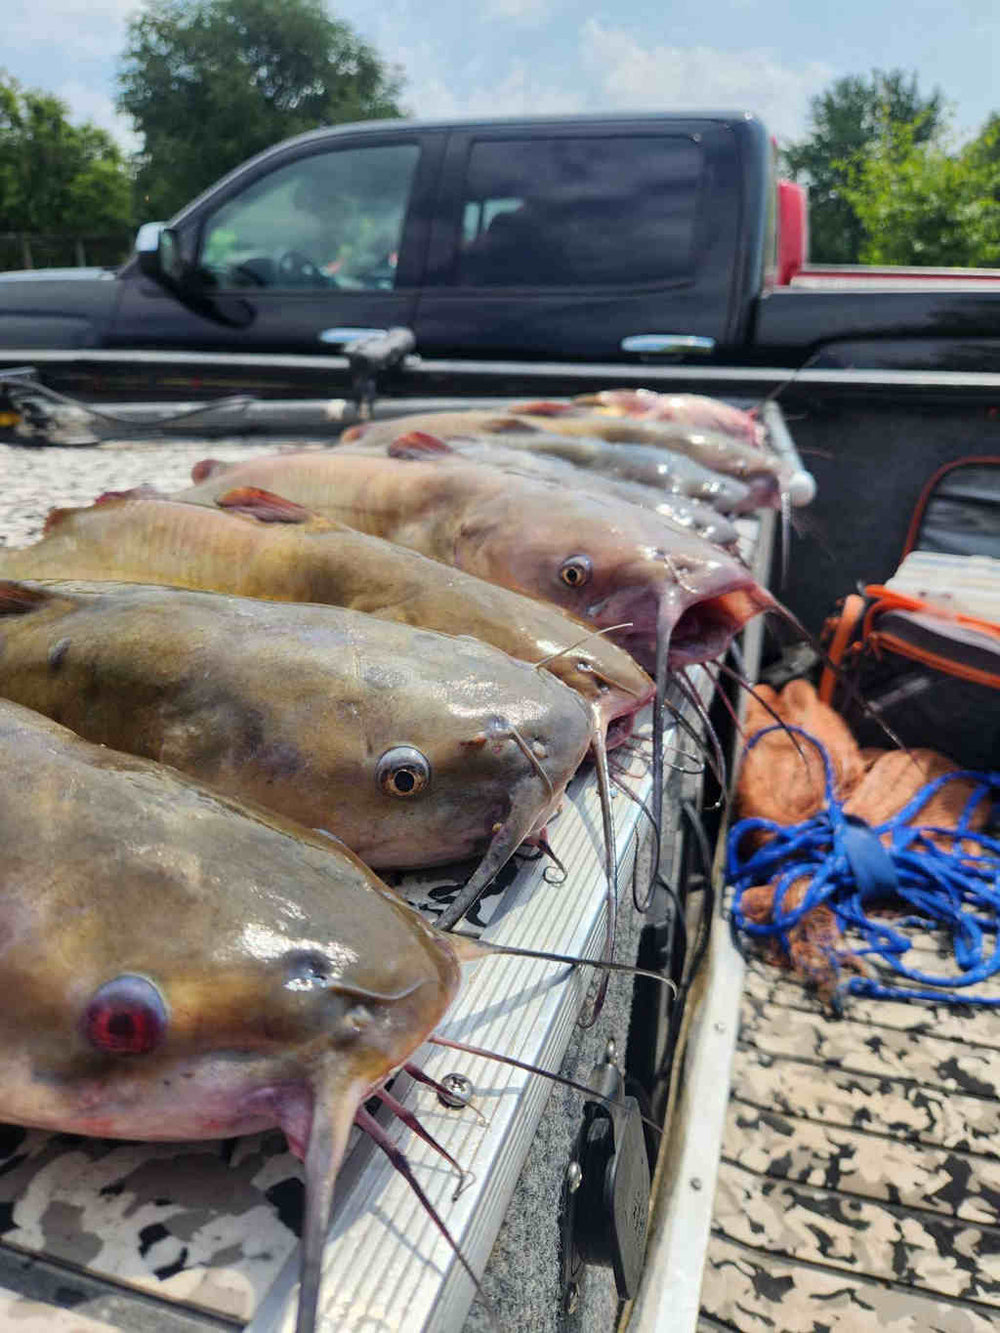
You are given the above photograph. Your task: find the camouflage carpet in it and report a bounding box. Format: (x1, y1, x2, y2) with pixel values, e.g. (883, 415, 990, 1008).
(699, 946, 1000, 1332)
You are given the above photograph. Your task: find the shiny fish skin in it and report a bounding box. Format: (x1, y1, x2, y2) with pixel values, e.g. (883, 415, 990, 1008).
(342, 411, 753, 512)
(0, 697, 462, 1333)
(342, 431, 741, 546)
(175, 450, 770, 675)
(0, 494, 652, 743)
(0, 580, 593, 873)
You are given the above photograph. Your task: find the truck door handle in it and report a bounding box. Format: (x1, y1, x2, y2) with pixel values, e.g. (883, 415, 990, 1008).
(318, 326, 388, 347)
(620, 334, 716, 358)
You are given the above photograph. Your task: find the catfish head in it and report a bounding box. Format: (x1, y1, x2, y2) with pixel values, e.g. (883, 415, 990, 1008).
(0, 699, 461, 1332)
(452, 489, 771, 675)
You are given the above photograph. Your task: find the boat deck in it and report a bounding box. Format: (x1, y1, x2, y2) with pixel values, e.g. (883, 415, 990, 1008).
(699, 940, 1000, 1332)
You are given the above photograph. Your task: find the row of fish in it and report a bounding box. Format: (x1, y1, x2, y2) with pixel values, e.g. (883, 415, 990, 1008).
(0, 390, 781, 1330)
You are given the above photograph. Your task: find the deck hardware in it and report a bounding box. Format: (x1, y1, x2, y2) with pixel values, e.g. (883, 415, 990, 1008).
(560, 1051, 651, 1303)
(690, 1176, 703, 1191)
(436, 1072, 473, 1109)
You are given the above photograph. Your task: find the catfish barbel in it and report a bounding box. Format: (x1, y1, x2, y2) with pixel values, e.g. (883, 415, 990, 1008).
(1, 492, 651, 750)
(175, 450, 771, 677)
(344, 428, 741, 547)
(0, 580, 594, 897)
(0, 698, 463, 1333)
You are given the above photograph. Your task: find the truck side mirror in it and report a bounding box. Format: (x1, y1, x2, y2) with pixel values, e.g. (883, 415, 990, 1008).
(134, 223, 185, 285)
(132, 222, 254, 329)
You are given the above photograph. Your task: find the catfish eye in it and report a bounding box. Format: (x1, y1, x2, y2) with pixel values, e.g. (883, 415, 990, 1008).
(376, 746, 431, 797)
(82, 975, 167, 1055)
(559, 555, 592, 588)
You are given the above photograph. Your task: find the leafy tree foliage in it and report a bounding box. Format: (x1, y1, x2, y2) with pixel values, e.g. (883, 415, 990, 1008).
(783, 70, 944, 263)
(0, 73, 132, 235)
(117, 0, 405, 220)
(842, 116, 1000, 266)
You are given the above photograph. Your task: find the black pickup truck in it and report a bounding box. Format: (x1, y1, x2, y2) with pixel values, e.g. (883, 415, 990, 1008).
(4, 110, 1000, 390)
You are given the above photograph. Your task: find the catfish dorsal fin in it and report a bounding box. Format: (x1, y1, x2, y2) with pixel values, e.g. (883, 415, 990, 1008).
(215, 487, 315, 523)
(388, 431, 454, 460)
(43, 506, 83, 535)
(94, 485, 164, 507)
(510, 401, 572, 417)
(488, 416, 542, 434)
(0, 581, 56, 617)
(44, 486, 156, 533)
(191, 458, 229, 483)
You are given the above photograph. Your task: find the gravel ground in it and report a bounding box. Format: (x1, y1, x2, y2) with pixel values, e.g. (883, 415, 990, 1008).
(0, 437, 323, 548)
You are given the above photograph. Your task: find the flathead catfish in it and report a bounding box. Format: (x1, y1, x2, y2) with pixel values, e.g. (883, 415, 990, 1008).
(0, 698, 463, 1333)
(1, 495, 651, 748)
(0, 580, 594, 885)
(175, 451, 771, 676)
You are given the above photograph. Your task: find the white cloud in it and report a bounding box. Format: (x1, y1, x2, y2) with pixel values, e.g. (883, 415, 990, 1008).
(578, 21, 833, 144)
(406, 57, 584, 120)
(54, 81, 141, 152)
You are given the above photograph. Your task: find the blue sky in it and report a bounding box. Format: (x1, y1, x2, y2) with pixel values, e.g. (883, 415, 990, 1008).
(6, 0, 999, 154)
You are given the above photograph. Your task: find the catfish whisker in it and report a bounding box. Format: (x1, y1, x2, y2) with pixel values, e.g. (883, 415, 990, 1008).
(404, 1061, 488, 1126)
(354, 1106, 495, 1323)
(532, 622, 634, 671)
(374, 1085, 474, 1199)
(673, 669, 727, 811)
(713, 658, 809, 768)
(504, 722, 554, 799)
(763, 599, 912, 755)
(428, 1035, 665, 1136)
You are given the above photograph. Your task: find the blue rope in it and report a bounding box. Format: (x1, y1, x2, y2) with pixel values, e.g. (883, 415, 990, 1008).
(727, 725, 1000, 1008)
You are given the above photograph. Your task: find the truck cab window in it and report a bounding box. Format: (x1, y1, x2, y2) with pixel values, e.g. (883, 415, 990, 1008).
(199, 143, 420, 291)
(456, 136, 703, 288)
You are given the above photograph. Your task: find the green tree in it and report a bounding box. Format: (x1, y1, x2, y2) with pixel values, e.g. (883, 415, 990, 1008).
(783, 69, 944, 263)
(842, 115, 1000, 266)
(117, 0, 405, 220)
(0, 73, 132, 236)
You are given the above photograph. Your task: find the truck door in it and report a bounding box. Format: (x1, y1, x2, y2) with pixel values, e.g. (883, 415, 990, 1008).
(110, 131, 444, 356)
(413, 120, 742, 361)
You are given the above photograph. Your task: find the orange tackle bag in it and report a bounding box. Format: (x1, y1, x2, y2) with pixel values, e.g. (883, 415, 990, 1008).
(819, 457, 1000, 770)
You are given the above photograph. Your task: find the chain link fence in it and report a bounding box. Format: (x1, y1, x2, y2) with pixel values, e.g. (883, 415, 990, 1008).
(0, 231, 135, 272)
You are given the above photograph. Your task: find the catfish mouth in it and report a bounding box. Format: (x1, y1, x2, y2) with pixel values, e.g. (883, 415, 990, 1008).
(595, 582, 771, 675)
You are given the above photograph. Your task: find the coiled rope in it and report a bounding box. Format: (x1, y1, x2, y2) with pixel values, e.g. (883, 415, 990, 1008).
(728, 725, 1000, 1008)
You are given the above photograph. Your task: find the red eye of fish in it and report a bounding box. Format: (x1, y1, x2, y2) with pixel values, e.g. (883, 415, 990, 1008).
(82, 975, 168, 1055)
(559, 555, 592, 588)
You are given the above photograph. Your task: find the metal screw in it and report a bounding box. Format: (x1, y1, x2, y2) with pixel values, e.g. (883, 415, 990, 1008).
(566, 1161, 583, 1194)
(690, 1176, 703, 1191)
(436, 1072, 473, 1109)
(604, 1038, 618, 1065)
(565, 1282, 580, 1314)
(714, 1021, 726, 1034)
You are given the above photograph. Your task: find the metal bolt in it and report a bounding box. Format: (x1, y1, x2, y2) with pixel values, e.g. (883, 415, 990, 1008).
(714, 1021, 726, 1034)
(690, 1176, 703, 1191)
(565, 1282, 580, 1314)
(566, 1161, 583, 1193)
(436, 1072, 473, 1109)
(604, 1038, 618, 1065)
